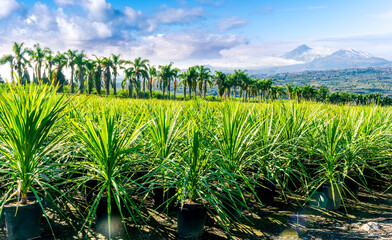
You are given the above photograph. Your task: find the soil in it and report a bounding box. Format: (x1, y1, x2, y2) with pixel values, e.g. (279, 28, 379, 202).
(1, 183, 392, 240)
(6, 198, 39, 207)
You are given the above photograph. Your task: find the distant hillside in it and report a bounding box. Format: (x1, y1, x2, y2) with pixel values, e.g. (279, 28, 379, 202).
(255, 67, 392, 96)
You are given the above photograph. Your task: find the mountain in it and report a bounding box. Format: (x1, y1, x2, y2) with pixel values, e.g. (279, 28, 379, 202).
(282, 44, 334, 62)
(303, 49, 389, 70)
(252, 45, 392, 74)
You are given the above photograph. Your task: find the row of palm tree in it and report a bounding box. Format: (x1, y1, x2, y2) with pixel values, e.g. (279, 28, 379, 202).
(0, 42, 389, 105)
(0, 42, 283, 101)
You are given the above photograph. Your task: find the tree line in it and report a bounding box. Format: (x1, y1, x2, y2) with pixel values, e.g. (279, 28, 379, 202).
(0, 42, 391, 105)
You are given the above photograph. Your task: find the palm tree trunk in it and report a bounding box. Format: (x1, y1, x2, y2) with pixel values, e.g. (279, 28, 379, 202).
(128, 84, 133, 98)
(17, 62, 22, 82)
(142, 78, 146, 99)
(168, 82, 171, 100)
(183, 84, 186, 100)
(188, 83, 192, 99)
(162, 85, 165, 100)
(203, 79, 207, 100)
(70, 66, 74, 93)
(10, 64, 14, 84)
(38, 62, 42, 81)
(88, 73, 92, 94)
(113, 73, 117, 96)
(149, 78, 153, 99)
(106, 68, 110, 95)
(79, 68, 84, 94)
(194, 85, 197, 99)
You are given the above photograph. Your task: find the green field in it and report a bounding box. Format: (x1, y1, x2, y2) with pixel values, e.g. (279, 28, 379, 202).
(1, 84, 392, 239)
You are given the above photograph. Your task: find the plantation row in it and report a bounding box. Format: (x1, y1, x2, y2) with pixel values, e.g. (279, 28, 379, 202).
(1, 84, 392, 239)
(1, 42, 391, 106)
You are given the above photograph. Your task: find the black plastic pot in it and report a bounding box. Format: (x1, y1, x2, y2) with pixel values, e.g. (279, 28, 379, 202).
(85, 180, 98, 204)
(4, 197, 42, 240)
(177, 203, 207, 238)
(315, 182, 342, 210)
(95, 195, 125, 237)
(152, 187, 177, 211)
(0, 211, 4, 228)
(133, 170, 148, 186)
(344, 175, 359, 199)
(279, 172, 302, 193)
(255, 179, 276, 205)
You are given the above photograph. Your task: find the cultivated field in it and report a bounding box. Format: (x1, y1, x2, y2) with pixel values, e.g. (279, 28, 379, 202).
(1, 84, 392, 239)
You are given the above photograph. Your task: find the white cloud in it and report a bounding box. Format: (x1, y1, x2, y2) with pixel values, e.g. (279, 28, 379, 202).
(25, 3, 56, 31)
(196, 0, 225, 6)
(0, 0, 19, 19)
(54, 0, 74, 6)
(217, 17, 248, 32)
(131, 31, 247, 61)
(154, 7, 205, 24)
(56, 13, 113, 46)
(124, 7, 143, 24)
(209, 42, 303, 68)
(80, 0, 114, 21)
(141, 7, 206, 32)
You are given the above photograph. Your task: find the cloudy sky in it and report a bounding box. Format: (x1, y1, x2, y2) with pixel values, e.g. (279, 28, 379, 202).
(1, 0, 392, 78)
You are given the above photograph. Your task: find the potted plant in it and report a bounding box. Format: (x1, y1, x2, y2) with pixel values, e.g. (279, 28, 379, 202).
(173, 123, 242, 238)
(145, 106, 185, 211)
(0, 83, 71, 240)
(305, 115, 371, 210)
(69, 107, 145, 238)
(210, 104, 257, 210)
(253, 103, 310, 204)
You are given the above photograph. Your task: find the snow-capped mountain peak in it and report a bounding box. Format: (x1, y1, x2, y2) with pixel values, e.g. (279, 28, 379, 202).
(282, 44, 334, 62)
(333, 49, 373, 58)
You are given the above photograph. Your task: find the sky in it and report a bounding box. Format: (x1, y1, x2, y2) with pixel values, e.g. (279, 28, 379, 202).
(1, 0, 392, 79)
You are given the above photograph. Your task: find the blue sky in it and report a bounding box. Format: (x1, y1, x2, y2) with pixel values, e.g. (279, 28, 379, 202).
(1, 0, 392, 77)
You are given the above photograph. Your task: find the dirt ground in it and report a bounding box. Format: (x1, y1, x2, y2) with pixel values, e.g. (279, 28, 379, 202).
(1, 183, 392, 240)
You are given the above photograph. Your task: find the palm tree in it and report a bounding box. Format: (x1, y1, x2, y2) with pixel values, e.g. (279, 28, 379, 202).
(27, 43, 49, 82)
(110, 54, 124, 96)
(122, 66, 136, 98)
(84, 59, 95, 94)
(196, 65, 211, 99)
(74, 51, 85, 93)
(0, 54, 15, 83)
(21, 64, 31, 85)
(158, 63, 177, 100)
(286, 84, 294, 100)
(45, 49, 55, 84)
(53, 52, 68, 92)
(214, 71, 227, 99)
(101, 57, 113, 95)
(270, 85, 286, 100)
(147, 64, 157, 99)
(66, 49, 78, 93)
(186, 66, 198, 99)
(13, 42, 29, 82)
(173, 68, 180, 100)
(93, 55, 103, 95)
(130, 57, 149, 99)
(261, 78, 273, 101)
(178, 71, 187, 100)
(249, 77, 259, 101)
